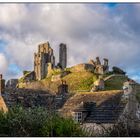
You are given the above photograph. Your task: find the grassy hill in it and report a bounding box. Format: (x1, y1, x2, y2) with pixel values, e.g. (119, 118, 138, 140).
(19, 71, 98, 94)
(42, 71, 98, 93)
(104, 75, 128, 90)
(18, 66, 128, 94)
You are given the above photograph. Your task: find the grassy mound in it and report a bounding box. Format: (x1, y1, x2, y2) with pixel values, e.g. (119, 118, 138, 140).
(18, 71, 97, 94)
(62, 71, 97, 92)
(42, 71, 97, 93)
(105, 76, 128, 90)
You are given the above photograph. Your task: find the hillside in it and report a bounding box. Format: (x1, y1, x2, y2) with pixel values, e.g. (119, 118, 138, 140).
(104, 75, 128, 90)
(18, 70, 129, 94)
(18, 71, 98, 94)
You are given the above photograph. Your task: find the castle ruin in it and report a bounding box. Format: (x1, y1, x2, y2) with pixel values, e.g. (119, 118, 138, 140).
(34, 42, 55, 80)
(93, 57, 109, 74)
(59, 43, 67, 69)
(34, 42, 67, 80)
(23, 41, 109, 82)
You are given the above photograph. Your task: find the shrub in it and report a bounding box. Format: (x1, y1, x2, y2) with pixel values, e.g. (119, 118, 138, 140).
(0, 106, 85, 137)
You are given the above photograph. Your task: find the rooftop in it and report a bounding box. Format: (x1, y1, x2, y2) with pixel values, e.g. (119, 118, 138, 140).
(60, 90, 126, 123)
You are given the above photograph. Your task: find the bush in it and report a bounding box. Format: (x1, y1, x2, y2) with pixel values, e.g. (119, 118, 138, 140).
(0, 106, 85, 137)
(41, 115, 85, 137)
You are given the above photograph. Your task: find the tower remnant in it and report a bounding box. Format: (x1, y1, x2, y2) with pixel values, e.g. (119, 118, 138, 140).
(34, 42, 55, 80)
(59, 43, 67, 69)
(0, 74, 5, 94)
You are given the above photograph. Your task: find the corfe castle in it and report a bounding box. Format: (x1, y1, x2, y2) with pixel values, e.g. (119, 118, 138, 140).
(34, 42, 67, 80)
(24, 41, 109, 82)
(0, 41, 140, 136)
(23, 42, 67, 81)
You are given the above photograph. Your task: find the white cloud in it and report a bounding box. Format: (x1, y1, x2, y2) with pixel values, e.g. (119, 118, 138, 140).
(0, 4, 26, 28)
(0, 53, 8, 75)
(0, 4, 140, 82)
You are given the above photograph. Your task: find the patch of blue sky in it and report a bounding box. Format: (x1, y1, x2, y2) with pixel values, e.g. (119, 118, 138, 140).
(105, 3, 118, 8)
(8, 63, 21, 74)
(127, 71, 140, 83)
(84, 3, 118, 11)
(0, 40, 8, 53)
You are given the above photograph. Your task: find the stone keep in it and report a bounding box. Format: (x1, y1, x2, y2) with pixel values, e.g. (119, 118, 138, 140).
(34, 42, 55, 80)
(59, 43, 67, 69)
(0, 74, 5, 94)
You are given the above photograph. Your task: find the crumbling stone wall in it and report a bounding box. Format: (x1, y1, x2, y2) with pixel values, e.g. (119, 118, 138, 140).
(71, 63, 95, 72)
(34, 42, 55, 80)
(90, 57, 109, 74)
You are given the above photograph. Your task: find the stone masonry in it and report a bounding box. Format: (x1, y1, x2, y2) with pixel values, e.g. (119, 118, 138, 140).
(33, 42, 67, 80)
(59, 43, 67, 69)
(0, 74, 5, 94)
(94, 57, 109, 74)
(34, 42, 55, 80)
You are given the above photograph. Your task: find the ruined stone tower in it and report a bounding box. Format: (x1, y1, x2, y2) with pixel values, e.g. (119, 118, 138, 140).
(103, 58, 109, 73)
(59, 43, 67, 69)
(95, 57, 101, 65)
(34, 42, 55, 80)
(0, 74, 5, 94)
(94, 57, 109, 74)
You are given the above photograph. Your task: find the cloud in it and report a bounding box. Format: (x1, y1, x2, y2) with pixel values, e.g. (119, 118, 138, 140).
(0, 53, 8, 75)
(0, 4, 140, 82)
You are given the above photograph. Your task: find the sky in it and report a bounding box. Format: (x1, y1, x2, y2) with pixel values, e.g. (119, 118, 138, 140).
(0, 3, 140, 82)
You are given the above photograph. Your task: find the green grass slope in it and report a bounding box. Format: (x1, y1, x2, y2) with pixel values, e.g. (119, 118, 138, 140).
(105, 75, 128, 90)
(62, 71, 97, 92)
(19, 71, 98, 94)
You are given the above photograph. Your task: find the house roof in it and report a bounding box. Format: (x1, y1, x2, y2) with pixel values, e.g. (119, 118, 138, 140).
(60, 90, 126, 123)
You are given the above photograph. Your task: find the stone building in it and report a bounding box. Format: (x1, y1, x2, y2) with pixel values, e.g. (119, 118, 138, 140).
(34, 42, 55, 80)
(59, 43, 67, 69)
(6, 79, 18, 88)
(60, 90, 125, 136)
(0, 74, 5, 94)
